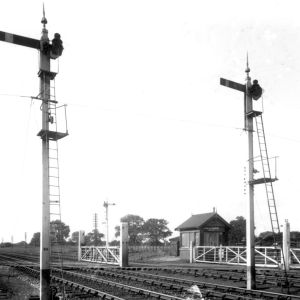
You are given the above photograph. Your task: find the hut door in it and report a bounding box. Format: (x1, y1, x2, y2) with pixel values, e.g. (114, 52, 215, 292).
(204, 232, 219, 246)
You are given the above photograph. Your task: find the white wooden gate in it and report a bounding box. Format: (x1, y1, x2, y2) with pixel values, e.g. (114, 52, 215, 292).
(290, 248, 300, 267)
(193, 246, 299, 267)
(80, 246, 120, 265)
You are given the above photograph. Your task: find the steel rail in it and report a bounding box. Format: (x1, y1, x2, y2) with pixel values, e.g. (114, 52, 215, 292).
(53, 268, 185, 300)
(15, 265, 126, 300)
(11, 263, 185, 300)
(2, 252, 300, 299)
(76, 267, 300, 300)
(121, 266, 300, 288)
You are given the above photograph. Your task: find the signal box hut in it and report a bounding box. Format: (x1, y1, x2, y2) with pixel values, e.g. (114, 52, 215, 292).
(175, 211, 231, 259)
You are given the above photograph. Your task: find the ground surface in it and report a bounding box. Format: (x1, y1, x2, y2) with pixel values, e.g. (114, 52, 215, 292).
(0, 266, 39, 299)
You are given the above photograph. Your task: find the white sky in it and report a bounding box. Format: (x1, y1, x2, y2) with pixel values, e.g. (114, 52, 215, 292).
(0, 0, 300, 243)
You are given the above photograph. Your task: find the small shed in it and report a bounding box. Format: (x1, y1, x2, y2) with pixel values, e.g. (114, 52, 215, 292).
(175, 210, 231, 259)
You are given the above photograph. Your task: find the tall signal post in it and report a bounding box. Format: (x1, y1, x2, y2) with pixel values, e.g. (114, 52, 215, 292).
(220, 57, 263, 290)
(0, 8, 65, 299)
(103, 200, 115, 247)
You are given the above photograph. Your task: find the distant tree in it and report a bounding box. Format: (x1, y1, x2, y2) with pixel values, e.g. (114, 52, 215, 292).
(30, 232, 40, 246)
(15, 241, 27, 247)
(109, 240, 120, 246)
(50, 220, 70, 243)
(115, 225, 120, 238)
(115, 214, 145, 245)
(93, 229, 104, 246)
(1, 243, 13, 248)
(84, 229, 104, 246)
(228, 216, 246, 245)
(143, 218, 172, 246)
(256, 230, 300, 247)
(291, 231, 300, 247)
(256, 231, 281, 246)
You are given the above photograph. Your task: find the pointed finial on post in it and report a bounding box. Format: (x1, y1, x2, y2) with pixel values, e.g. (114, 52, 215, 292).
(40, 3, 49, 44)
(245, 52, 251, 82)
(41, 3, 48, 29)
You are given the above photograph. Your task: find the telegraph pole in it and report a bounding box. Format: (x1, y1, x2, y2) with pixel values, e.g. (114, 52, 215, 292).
(103, 200, 115, 247)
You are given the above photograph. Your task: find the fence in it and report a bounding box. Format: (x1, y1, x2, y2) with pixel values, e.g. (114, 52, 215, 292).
(128, 245, 178, 262)
(193, 246, 300, 268)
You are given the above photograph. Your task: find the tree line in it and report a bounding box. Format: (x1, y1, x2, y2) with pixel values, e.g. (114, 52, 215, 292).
(18, 215, 300, 247)
(29, 214, 173, 247)
(228, 216, 300, 246)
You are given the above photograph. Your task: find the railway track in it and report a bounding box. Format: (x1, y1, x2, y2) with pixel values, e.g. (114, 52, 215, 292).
(131, 264, 300, 288)
(0, 288, 10, 299)
(2, 251, 300, 285)
(16, 265, 186, 299)
(1, 252, 300, 299)
(69, 266, 300, 299)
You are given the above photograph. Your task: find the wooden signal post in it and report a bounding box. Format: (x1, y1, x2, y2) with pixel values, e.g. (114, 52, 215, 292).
(0, 8, 64, 299)
(220, 57, 263, 290)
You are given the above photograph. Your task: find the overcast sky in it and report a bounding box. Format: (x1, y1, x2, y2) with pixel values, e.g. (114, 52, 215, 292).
(0, 0, 300, 243)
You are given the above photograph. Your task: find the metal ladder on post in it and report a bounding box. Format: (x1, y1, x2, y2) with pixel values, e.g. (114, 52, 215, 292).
(254, 113, 289, 291)
(47, 78, 66, 296)
(254, 114, 279, 235)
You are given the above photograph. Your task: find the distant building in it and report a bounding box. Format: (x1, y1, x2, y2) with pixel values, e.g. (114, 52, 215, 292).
(175, 210, 231, 259)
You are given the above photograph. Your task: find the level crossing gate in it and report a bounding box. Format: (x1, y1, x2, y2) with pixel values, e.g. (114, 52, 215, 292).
(80, 246, 120, 265)
(193, 246, 300, 268)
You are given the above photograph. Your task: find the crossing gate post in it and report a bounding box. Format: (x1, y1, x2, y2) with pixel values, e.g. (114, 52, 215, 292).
(283, 220, 290, 271)
(120, 223, 128, 267)
(189, 241, 193, 263)
(78, 230, 84, 261)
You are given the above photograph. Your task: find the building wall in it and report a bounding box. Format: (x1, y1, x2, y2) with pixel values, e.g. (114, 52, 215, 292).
(180, 230, 200, 248)
(178, 216, 230, 259)
(201, 217, 229, 246)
